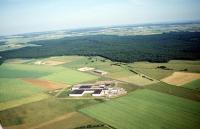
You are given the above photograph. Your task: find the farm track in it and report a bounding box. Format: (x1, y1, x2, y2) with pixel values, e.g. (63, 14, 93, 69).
(30, 112, 76, 129)
(55, 85, 71, 97)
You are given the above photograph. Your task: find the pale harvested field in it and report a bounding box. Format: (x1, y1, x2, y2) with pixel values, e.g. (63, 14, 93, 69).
(78, 67, 95, 71)
(161, 72, 200, 86)
(43, 60, 65, 66)
(23, 79, 68, 90)
(34, 60, 65, 66)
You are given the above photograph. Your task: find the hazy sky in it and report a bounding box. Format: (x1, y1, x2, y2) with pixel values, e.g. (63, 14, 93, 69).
(0, 0, 200, 35)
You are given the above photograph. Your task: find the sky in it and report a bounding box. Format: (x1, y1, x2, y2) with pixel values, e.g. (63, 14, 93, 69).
(0, 0, 200, 36)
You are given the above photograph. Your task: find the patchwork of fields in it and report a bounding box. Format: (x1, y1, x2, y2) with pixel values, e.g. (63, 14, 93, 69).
(80, 89, 200, 129)
(40, 68, 99, 85)
(0, 98, 105, 129)
(161, 72, 200, 86)
(128, 60, 200, 79)
(0, 59, 98, 113)
(0, 78, 44, 103)
(0, 56, 200, 129)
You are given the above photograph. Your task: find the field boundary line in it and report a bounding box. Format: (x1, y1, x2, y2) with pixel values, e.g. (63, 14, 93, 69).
(0, 93, 49, 111)
(30, 112, 76, 129)
(55, 85, 71, 97)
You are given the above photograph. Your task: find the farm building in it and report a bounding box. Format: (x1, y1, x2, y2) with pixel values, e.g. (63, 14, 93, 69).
(92, 89, 104, 97)
(69, 90, 85, 97)
(69, 83, 126, 97)
(93, 69, 108, 75)
(72, 84, 93, 90)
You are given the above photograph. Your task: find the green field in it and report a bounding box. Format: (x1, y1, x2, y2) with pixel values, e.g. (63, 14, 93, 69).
(183, 79, 200, 91)
(0, 64, 51, 78)
(147, 82, 200, 102)
(0, 98, 104, 128)
(80, 89, 200, 129)
(0, 61, 99, 85)
(40, 68, 99, 85)
(0, 78, 44, 102)
(0, 93, 49, 111)
(61, 56, 158, 86)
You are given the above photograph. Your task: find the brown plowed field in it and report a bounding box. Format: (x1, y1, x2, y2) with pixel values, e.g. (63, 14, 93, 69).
(23, 79, 67, 90)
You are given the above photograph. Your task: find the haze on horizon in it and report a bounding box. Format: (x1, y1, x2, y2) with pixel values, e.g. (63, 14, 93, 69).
(0, 0, 200, 36)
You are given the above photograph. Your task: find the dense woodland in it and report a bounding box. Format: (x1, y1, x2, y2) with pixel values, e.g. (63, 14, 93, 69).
(0, 32, 200, 63)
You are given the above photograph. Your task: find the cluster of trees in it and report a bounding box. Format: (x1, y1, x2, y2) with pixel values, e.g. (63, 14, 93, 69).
(75, 124, 105, 129)
(0, 32, 200, 64)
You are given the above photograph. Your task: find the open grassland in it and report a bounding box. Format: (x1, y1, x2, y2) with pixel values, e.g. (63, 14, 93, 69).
(161, 72, 200, 86)
(0, 78, 45, 103)
(0, 63, 55, 78)
(40, 68, 99, 85)
(147, 82, 200, 102)
(61, 56, 158, 86)
(0, 98, 103, 129)
(4, 59, 32, 64)
(0, 93, 49, 111)
(48, 57, 200, 82)
(62, 56, 112, 69)
(0, 62, 99, 85)
(183, 79, 200, 91)
(36, 112, 108, 129)
(107, 70, 134, 79)
(128, 60, 200, 80)
(80, 89, 200, 129)
(117, 83, 140, 93)
(107, 69, 158, 86)
(116, 75, 158, 86)
(29, 56, 84, 65)
(62, 56, 127, 75)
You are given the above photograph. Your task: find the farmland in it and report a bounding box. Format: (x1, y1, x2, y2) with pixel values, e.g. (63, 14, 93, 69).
(183, 79, 200, 91)
(0, 8, 200, 129)
(0, 64, 51, 78)
(128, 60, 200, 80)
(146, 82, 200, 101)
(40, 68, 99, 85)
(0, 56, 109, 129)
(80, 89, 200, 129)
(0, 98, 105, 129)
(0, 55, 200, 129)
(161, 72, 200, 86)
(0, 78, 44, 102)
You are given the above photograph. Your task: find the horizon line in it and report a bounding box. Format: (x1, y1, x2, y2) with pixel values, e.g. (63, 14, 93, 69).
(1, 20, 200, 37)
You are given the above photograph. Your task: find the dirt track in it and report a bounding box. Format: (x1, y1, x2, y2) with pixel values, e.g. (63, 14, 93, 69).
(30, 112, 76, 129)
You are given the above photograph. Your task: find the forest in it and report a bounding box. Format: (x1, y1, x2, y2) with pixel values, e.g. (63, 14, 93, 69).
(0, 32, 200, 63)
